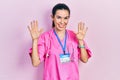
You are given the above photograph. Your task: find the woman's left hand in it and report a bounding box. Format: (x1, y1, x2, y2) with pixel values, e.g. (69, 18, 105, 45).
(76, 22, 88, 41)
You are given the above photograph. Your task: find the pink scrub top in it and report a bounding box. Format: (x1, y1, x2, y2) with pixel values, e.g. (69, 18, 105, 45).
(29, 29, 92, 80)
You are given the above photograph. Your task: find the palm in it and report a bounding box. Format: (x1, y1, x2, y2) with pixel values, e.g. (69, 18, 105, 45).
(28, 20, 43, 40)
(76, 22, 88, 40)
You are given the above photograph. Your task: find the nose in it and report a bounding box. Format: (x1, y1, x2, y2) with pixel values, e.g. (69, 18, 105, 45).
(60, 18, 64, 24)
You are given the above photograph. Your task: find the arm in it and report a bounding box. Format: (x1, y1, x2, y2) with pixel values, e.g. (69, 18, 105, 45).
(31, 39, 40, 67)
(76, 22, 89, 63)
(79, 40, 88, 63)
(28, 20, 43, 67)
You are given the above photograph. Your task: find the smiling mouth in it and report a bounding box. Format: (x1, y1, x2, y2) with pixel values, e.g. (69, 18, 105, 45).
(59, 25, 65, 28)
(58, 23, 66, 28)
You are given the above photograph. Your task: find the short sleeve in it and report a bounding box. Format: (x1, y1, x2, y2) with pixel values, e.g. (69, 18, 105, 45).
(84, 41, 92, 58)
(78, 41, 92, 59)
(29, 35, 46, 62)
(67, 30, 92, 59)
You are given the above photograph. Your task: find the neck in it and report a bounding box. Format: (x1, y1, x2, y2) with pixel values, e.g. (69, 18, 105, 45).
(54, 28, 66, 40)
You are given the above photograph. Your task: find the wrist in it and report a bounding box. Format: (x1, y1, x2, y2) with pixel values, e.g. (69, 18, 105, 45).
(78, 44, 85, 48)
(78, 40, 85, 48)
(78, 40, 84, 45)
(32, 38, 38, 41)
(32, 39, 38, 44)
(32, 39, 38, 47)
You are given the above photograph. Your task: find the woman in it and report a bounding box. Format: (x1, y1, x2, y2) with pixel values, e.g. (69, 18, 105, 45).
(28, 3, 92, 80)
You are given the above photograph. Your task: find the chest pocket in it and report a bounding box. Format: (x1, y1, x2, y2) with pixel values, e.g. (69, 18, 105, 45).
(66, 41, 79, 62)
(44, 35, 60, 61)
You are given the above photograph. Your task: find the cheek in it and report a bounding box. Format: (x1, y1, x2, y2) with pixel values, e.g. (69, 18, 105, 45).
(54, 19, 60, 24)
(65, 20, 69, 24)
(54, 20, 60, 27)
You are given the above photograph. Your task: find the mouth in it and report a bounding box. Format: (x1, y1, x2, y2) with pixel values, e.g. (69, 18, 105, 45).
(58, 24, 66, 28)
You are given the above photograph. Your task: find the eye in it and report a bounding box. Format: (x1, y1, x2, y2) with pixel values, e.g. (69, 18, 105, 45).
(56, 16, 61, 19)
(64, 16, 69, 19)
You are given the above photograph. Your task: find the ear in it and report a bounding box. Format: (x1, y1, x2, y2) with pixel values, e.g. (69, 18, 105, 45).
(51, 15, 54, 20)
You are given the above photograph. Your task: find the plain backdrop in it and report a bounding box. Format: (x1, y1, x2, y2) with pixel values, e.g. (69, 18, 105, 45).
(0, 0, 120, 80)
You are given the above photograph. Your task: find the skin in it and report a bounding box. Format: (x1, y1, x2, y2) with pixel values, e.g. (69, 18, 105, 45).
(28, 9, 89, 67)
(51, 10, 70, 40)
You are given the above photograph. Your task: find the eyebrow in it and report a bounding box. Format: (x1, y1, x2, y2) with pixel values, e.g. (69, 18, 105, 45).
(56, 15, 70, 18)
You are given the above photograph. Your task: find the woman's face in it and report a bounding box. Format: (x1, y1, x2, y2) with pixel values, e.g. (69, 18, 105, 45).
(52, 9, 70, 31)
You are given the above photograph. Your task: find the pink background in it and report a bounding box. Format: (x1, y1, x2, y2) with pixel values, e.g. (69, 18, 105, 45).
(0, 0, 120, 80)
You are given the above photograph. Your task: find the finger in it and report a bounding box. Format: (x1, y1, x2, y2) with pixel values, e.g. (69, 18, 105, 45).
(80, 22, 84, 30)
(32, 20, 37, 31)
(84, 27, 88, 33)
(37, 20, 38, 29)
(73, 31, 77, 34)
(35, 20, 39, 31)
(31, 21, 34, 30)
(34, 20, 37, 30)
(78, 22, 81, 32)
(83, 22, 85, 30)
(28, 26, 31, 32)
(39, 28, 43, 34)
(33, 20, 35, 27)
(40, 28, 43, 32)
(36, 20, 38, 28)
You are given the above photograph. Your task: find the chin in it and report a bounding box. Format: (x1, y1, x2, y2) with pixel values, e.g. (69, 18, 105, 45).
(58, 27, 66, 31)
(55, 24, 67, 31)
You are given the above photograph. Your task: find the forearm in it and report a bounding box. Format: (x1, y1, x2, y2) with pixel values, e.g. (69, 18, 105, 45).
(79, 40, 88, 63)
(31, 39, 40, 67)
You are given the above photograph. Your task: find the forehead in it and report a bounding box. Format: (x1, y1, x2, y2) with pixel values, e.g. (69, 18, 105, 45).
(55, 9, 69, 17)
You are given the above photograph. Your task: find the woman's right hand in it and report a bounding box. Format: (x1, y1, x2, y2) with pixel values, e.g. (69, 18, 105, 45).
(28, 20, 43, 40)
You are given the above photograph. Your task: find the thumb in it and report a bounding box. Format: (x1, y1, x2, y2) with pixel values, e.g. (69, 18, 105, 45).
(39, 28, 43, 34)
(73, 31, 78, 35)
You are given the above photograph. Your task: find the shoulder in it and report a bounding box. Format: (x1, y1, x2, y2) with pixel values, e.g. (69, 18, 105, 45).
(40, 29, 53, 38)
(67, 29, 78, 42)
(67, 29, 76, 37)
(37, 29, 53, 44)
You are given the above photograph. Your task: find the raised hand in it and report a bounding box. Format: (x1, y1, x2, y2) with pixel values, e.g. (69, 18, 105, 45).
(76, 22, 88, 41)
(28, 20, 43, 40)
